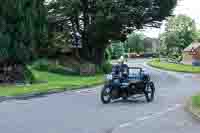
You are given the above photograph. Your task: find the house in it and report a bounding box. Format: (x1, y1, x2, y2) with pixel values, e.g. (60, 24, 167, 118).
(182, 42, 200, 66)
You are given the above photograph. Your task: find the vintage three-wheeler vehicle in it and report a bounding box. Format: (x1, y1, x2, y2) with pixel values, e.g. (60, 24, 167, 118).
(101, 65, 155, 104)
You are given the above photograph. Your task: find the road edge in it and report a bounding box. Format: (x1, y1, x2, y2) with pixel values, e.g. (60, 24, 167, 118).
(143, 62, 200, 81)
(143, 62, 183, 76)
(0, 84, 103, 102)
(146, 60, 200, 74)
(143, 62, 177, 73)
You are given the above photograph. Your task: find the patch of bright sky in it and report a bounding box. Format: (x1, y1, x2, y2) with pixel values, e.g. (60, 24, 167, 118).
(141, 0, 200, 38)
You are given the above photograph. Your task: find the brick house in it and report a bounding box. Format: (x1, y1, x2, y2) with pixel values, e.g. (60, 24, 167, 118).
(182, 42, 200, 66)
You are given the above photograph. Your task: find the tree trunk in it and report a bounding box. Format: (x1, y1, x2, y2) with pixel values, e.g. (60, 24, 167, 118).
(78, 46, 105, 65)
(75, 15, 80, 32)
(79, 46, 90, 61)
(94, 48, 105, 65)
(72, 49, 81, 61)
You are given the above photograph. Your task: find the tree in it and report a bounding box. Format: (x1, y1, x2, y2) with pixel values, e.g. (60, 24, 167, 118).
(47, 0, 177, 64)
(160, 15, 197, 58)
(0, 0, 47, 63)
(127, 33, 145, 53)
(0, 0, 47, 83)
(194, 30, 200, 42)
(111, 42, 125, 59)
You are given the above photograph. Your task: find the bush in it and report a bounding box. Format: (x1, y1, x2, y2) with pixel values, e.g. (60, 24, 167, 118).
(23, 67, 36, 83)
(102, 61, 112, 74)
(96, 61, 112, 74)
(31, 59, 78, 75)
(31, 59, 51, 71)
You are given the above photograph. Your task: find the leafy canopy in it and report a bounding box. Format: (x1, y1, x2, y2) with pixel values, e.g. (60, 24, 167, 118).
(160, 15, 197, 55)
(47, 0, 177, 64)
(127, 33, 145, 53)
(0, 0, 47, 63)
(111, 41, 125, 59)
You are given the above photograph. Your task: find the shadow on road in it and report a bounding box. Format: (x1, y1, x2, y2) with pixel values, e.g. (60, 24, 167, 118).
(111, 97, 147, 105)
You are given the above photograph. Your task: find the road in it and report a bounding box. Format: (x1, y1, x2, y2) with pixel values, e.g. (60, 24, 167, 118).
(0, 59, 200, 133)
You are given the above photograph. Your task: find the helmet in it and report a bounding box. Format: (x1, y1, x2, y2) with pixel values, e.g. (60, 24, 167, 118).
(118, 56, 125, 64)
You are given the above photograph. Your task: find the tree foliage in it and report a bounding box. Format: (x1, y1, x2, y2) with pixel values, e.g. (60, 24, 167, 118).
(0, 0, 47, 83)
(111, 42, 125, 59)
(194, 30, 200, 42)
(47, 0, 177, 64)
(160, 15, 197, 58)
(127, 33, 145, 53)
(0, 0, 47, 64)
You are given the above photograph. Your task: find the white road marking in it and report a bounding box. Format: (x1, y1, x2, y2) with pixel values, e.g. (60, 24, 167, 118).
(75, 89, 95, 93)
(137, 104, 182, 121)
(75, 89, 98, 95)
(119, 122, 132, 128)
(115, 104, 183, 131)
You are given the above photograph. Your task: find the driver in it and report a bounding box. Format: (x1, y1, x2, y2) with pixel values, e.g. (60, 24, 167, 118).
(118, 56, 129, 79)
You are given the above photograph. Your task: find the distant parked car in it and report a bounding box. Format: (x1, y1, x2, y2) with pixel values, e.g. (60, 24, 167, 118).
(129, 53, 137, 58)
(129, 53, 142, 58)
(143, 53, 159, 58)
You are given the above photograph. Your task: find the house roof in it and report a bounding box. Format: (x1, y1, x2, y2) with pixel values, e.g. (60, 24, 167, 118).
(184, 42, 200, 52)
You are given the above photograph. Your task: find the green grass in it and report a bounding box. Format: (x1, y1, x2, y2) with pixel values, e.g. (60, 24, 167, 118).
(148, 59, 200, 73)
(188, 94, 200, 118)
(192, 94, 200, 110)
(0, 69, 104, 96)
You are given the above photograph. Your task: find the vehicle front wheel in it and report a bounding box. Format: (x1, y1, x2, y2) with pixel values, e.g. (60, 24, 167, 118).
(144, 82, 155, 102)
(101, 85, 112, 104)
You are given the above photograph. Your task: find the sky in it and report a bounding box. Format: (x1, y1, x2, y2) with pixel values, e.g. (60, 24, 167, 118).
(142, 0, 200, 38)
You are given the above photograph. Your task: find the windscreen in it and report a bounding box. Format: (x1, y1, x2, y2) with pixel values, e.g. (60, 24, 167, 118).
(129, 68, 141, 75)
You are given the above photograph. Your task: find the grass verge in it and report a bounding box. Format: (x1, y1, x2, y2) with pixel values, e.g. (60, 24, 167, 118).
(148, 59, 200, 73)
(192, 94, 200, 110)
(187, 94, 200, 120)
(0, 69, 104, 97)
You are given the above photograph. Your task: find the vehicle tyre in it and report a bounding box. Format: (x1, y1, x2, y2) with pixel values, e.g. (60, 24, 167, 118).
(144, 82, 155, 102)
(122, 92, 128, 100)
(101, 85, 112, 104)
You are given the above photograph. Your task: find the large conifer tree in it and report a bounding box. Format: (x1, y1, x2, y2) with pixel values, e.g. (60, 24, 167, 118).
(48, 0, 177, 64)
(0, 0, 47, 83)
(0, 0, 47, 64)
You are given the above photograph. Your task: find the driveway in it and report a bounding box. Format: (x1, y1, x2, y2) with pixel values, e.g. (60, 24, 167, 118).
(0, 59, 199, 133)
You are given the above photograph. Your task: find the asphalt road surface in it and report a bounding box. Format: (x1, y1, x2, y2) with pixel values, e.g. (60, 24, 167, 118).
(0, 59, 200, 133)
